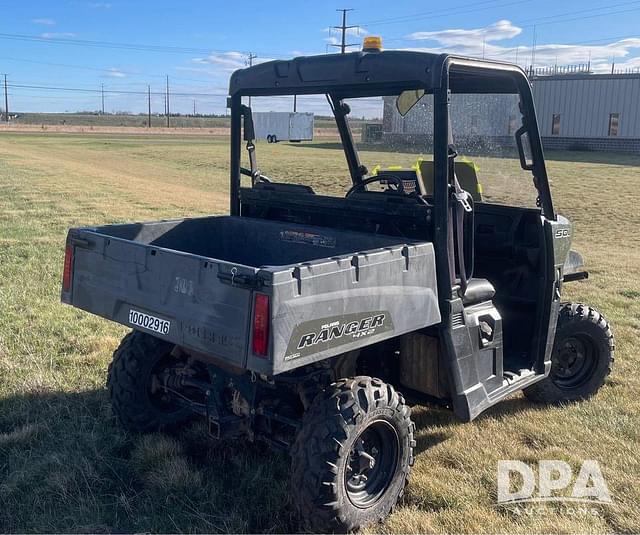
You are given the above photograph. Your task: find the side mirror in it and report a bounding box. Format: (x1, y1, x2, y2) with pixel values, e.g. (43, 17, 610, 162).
(515, 126, 534, 170)
(241, 104, 255, 141)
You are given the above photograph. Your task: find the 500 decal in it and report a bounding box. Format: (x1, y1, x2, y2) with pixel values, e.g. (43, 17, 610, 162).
(285, 311, 393, 360)
(129, 309, 170, 335)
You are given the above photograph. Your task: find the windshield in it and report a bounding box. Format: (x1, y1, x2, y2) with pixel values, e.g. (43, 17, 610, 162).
(449, 92, 539, 208)
(241, 93, 434, 197)
(345, 93, 434, 177)
(241, 89, 538, 206)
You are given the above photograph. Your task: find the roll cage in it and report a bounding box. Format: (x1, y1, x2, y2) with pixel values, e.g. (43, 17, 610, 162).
(227, 50, 554, 222)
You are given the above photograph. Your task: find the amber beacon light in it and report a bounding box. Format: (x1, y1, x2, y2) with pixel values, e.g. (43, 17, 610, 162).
(362, 36, 383, 52)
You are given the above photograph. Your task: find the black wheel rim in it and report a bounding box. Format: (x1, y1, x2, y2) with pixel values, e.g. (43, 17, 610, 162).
(345, 420, 399, 508)
(552, 333, 598, 389)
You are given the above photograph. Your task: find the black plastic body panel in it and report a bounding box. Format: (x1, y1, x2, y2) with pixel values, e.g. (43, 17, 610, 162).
(64, 215, 441, 376)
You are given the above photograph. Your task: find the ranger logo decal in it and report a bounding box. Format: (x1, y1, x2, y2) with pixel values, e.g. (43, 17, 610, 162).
(285, 311, 393, 361)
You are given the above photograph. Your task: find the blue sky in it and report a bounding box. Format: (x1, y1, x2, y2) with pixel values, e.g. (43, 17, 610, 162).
(1, 0, 640, 114)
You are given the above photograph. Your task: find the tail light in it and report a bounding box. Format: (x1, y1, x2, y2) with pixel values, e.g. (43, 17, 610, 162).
(252, 293, 270, 357)
(62, 244, 74, 293)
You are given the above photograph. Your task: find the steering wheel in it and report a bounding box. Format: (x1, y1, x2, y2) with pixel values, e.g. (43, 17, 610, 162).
(346, 175, 405, 197)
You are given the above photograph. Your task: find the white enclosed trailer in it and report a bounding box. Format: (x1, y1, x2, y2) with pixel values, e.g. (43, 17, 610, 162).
(253, 112, 314, 142)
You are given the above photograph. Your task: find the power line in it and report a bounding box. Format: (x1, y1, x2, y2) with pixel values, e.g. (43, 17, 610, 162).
(0, 32, 292, 59)
(6, 82, 227, 97)
(382, 1, 640, 44)
(331, 9, 358, 54)
(0, 54, 228, 86)
(356, 0, 531, 28)
(471, 30, 640, 64)
(515, 0, 640, 26)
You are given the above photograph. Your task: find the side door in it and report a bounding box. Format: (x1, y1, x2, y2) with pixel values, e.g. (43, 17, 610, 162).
(538, 215, 572, 374)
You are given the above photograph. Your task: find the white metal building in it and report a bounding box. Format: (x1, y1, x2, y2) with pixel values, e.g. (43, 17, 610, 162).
(533, 73, 640, 152)
(381, 72, 640, 153)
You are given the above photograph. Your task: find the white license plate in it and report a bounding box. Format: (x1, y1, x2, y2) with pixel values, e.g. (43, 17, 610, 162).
(128, 309, 171, 335)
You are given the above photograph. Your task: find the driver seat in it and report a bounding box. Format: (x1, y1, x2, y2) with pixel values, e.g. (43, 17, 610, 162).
(462, 278, 496, 305)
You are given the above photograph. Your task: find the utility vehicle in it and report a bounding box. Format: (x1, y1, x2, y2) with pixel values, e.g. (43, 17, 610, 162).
(61, 38, 614, 532)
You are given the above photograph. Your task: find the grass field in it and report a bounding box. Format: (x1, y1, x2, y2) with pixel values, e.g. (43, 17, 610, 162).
(0, 132, 639, 533)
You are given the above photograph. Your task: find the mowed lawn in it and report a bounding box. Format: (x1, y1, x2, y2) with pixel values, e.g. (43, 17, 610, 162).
(0, 132, 639, 533)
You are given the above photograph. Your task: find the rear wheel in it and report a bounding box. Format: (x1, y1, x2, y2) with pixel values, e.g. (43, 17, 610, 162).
(291, 376, 414, 533)
(107, 331, 195, 432)
(524, 303, 614, 403)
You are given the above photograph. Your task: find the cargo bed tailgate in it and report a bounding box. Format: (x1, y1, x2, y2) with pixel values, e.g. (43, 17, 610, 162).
(63, 228, 260, 368)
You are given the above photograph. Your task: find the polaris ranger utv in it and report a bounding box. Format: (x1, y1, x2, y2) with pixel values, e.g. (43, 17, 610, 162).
(61, 38, 614, 532)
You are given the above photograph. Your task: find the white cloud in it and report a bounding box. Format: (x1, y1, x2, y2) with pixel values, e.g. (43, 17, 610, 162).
(106, 68, 126, 78)
(32, 18, 56, 26)
(404, 20, 640, 73)
(191, 51, 273, 73)
(40, 32, 77, 39)
(611, 53, 640, 72)
(88, 2, 112, 8)
(192, 51, 246, 70)
(408, 20, 521, 46)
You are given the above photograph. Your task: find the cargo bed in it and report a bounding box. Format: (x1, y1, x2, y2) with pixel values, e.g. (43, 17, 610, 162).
(64, 216, 440, 374)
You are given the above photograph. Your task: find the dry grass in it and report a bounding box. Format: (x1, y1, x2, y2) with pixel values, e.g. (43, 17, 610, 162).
(0, 132, 638, 533)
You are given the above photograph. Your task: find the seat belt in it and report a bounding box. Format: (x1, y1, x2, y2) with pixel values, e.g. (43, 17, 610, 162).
(450, 149, 473, 294)
(241, 104, 261, 186)
(447, 109, 474, 295)
(246, 140, 261, 186)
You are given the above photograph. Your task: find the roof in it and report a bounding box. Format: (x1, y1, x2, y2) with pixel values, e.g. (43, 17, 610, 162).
(228, 50, 528, 97)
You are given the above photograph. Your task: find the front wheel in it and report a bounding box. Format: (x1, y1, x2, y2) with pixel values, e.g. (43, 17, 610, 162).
(291, 377, 414, 533)
(524, 303, 614, 404)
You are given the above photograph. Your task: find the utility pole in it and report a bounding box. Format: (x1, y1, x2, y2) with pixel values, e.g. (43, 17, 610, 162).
(165, 75, 170, 128)
(331, 9, 357, 54)
(3, 74, 8, 123)
(246, 53, 257, 106)
(293, 94, 297, 112)
(147, 85, 151, 128)
(101, 83, 105, 114)
(530, 25, 537, 74)
(193, 99, 196, 116)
